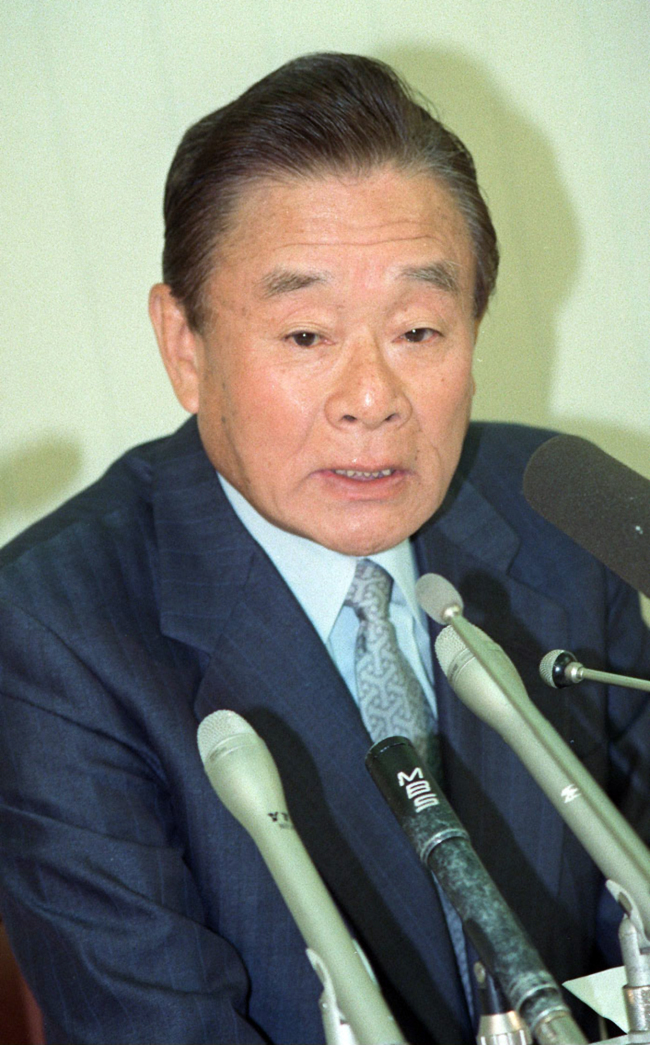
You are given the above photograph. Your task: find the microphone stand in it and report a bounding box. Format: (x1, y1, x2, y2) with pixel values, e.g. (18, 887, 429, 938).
(618, 912, 650, 1038)
(307, 948, 367, 1045)
(590, 891, 650, 1045)
(474, 962, 532, 1045)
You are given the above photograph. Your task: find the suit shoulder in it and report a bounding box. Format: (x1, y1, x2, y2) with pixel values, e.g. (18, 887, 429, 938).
(462, 422, 560, 481)
(442, 422, 572, 556)
(0, 420, 208, 630)
(0, 431, 181, 639)
(455, 422, 558, 508)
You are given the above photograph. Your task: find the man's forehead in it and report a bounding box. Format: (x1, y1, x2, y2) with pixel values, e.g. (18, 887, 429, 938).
(227, 168, 469, 238)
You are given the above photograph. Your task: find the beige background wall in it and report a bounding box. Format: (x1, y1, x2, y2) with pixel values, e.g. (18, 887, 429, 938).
(2, 1, 649, 558)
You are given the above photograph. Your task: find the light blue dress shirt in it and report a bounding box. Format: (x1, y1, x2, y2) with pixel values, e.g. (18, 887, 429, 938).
(217, 473, 438, 727)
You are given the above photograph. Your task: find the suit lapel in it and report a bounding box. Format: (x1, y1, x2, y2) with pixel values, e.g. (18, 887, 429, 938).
(415, 462, 573, 927)
(152, 420, 257, 656)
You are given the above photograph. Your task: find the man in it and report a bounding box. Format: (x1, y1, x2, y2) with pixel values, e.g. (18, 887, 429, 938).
(1, 53, 649, 1045)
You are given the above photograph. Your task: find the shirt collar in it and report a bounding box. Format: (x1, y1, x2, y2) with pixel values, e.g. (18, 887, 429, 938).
(217, 474, 425, 643)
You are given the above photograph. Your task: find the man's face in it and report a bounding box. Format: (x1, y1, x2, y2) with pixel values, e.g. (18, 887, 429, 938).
(157, 167, 480, 556)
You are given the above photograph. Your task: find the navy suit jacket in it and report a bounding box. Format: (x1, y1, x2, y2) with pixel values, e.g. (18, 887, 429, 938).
(1, 418, 649, 1045)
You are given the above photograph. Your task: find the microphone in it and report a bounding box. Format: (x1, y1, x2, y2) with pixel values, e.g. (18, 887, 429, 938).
(540, 649, 650, 694)
(416, 574, 532, 721)
(197, 710, 405, 1045)
(365, 736, 586, 1045)
(522, 434, 650, 598)
(420, 583, 650, 941)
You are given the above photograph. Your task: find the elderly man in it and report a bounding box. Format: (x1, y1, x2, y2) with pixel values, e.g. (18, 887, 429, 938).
(1, 53, 649, 1045)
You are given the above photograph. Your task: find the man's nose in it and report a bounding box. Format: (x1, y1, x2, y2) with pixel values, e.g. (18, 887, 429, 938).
(324, 337, 412, 430)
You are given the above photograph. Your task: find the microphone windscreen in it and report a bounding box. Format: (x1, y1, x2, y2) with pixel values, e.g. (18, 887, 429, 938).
(538, 650, 563, 688)
(197, 709, 254, 764)
(415, 573, 464, 624)
(434, 625, 468, 675)
(523, 434, 650, 598)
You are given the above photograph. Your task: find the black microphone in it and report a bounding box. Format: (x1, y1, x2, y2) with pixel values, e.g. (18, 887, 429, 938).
(540, 648, 650, 693)
(522, 434, 650, 598)
(365, 736, 586, 1045)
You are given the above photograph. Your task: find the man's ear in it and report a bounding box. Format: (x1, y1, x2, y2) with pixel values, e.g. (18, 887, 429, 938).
(149, 284, 201, 414)
(471, 317, 481, 397)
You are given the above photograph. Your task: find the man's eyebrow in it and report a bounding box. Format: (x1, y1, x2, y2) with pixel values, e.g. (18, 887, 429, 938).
(398, 261, 461, 294)
(258, 261, 461, 298)
(258, 268, 331, 298)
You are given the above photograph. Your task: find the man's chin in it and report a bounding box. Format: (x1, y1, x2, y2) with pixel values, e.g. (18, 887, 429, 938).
(305, 516, 428, 557)
(268, 494, 440, 556)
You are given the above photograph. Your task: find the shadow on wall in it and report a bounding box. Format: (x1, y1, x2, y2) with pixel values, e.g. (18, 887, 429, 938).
(382, 56, 650, 472)
(373, 51, 649, 622)
(0, 436, 82, 536)
(559, 419, 650, 484)
(381, 45, 579, 428)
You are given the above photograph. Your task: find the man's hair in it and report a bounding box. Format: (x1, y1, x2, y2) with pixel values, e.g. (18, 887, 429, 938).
(162, 52, 499, 331)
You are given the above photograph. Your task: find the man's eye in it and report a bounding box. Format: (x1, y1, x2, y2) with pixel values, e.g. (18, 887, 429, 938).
(403, 327, 437, 343)
(288, 331, 320, 348)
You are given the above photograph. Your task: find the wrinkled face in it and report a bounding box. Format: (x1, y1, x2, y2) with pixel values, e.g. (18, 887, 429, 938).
(158, 167, 481, 556)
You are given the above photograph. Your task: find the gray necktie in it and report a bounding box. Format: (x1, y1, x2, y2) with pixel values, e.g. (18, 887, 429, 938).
(345, 557, 474, 1018)
(344, 557, 440, 773)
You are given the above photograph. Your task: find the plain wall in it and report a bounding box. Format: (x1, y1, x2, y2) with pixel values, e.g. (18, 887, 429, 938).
(3, 1, 649, 565)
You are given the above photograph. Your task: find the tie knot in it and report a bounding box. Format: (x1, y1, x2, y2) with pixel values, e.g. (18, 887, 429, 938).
(345, 559, 392, 622)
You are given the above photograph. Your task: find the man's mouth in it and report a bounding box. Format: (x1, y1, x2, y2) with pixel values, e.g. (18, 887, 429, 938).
(332, 468, 395, 481)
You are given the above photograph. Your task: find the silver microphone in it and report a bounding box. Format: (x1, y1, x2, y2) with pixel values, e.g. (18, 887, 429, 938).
(540, 649, 650, 694)
(416, 578, 650, 941)
(416, 574, 532, 731)
(197, 710, 405, 1045)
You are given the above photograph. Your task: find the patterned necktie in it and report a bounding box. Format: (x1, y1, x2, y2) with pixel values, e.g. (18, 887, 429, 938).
(344, 558, 439, 772)
(345, 558, 475, 1017)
